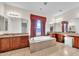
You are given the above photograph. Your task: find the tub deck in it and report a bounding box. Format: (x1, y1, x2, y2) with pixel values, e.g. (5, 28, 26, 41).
(30, 37, 56, 53)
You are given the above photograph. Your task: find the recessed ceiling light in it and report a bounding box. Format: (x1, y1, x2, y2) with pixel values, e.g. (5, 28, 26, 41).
(44, 2, 48, 5)
(40, 8, 42, 10)
(59, 9, 63, 12)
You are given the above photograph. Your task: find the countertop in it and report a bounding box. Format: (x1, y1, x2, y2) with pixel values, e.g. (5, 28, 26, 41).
(49, 32, 79, 37)
(57, 32, 79, 37)
(0, 33, 29, 38)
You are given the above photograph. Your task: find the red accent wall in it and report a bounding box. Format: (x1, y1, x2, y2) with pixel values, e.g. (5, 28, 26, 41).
(30, 14, 46, 37)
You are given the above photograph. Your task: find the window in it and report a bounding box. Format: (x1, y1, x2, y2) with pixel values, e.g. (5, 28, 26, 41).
(36, 20, 41, 36)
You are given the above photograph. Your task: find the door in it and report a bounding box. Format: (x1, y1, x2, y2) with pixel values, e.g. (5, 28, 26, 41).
(62, 21, 68, 32)
(74, 36, 79, 48)
(20, 36, 29, 48)
(63, 24, 67, 32)
(0, 38, 10, 52)
(57, 34, 64, 43)
(12, 37, 20, 49)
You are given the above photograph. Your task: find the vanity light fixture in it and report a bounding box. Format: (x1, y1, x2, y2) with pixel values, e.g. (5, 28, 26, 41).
(40, 8, 42, 10)
(59, 9, 63, 12)
(7, 11, 21, 17)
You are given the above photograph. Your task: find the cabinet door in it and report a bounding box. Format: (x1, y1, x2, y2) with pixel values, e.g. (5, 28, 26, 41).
(0, 38, 1, 52)
(77, 39, 79, 48)
(9, 38, 13, 50)
(20, 36, 29, 48)
(0, 38, 10, 52)
(57, 34, 64, 43)
(74, 37, 76, 47)
(74, 37, 79, 48)
(12, 37, 20, 49)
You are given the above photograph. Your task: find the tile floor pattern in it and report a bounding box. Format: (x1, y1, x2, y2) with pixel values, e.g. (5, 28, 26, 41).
(0, 42, 79, 56)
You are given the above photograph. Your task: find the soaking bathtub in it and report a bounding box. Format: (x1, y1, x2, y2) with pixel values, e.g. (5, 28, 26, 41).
(29, 36, 56, 53)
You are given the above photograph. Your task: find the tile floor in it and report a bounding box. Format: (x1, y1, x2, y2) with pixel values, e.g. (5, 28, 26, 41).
(0, 42, 79, 56)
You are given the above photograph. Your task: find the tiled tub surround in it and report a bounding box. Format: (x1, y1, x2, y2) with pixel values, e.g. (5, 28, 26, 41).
(0, 33, 29, 52)
(30, 36, 56, 53)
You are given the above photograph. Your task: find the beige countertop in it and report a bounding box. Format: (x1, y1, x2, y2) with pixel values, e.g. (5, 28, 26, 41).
(57, 32, 79, 37)
(50, 32, 79, 37)
(0, 33, 29, 38)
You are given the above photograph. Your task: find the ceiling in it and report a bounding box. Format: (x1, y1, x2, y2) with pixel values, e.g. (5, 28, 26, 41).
(5, 2, 79, 17)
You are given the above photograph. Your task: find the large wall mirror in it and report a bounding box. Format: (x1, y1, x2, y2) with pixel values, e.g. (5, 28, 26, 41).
(21, 19, 28, 33)
(5, 18, 8, 31)
(8, 17, 28, 33)
(50, 24, 53, 32)
(0, 15, 28, 33)
(0, 15, 8, 31)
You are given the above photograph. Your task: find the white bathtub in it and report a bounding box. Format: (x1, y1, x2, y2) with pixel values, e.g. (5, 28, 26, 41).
(29, 36, 56, 52)
(30, 36, 55, 43)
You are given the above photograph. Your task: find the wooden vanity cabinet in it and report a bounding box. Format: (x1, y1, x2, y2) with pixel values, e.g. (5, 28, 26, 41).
(0, 36, 29, 52)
